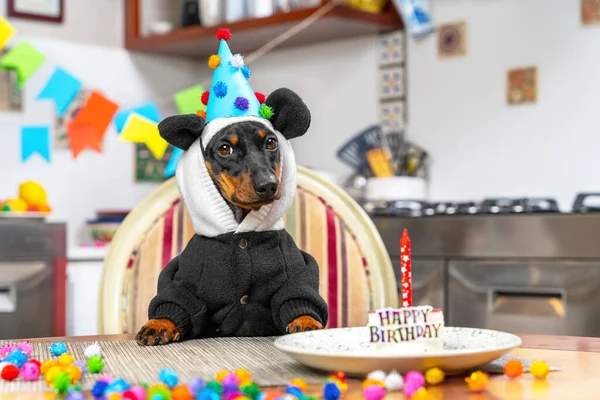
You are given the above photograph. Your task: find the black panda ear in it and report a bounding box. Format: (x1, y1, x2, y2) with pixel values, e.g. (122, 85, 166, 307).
(158, 114, 205, 150)
(264, 88, 311, 140)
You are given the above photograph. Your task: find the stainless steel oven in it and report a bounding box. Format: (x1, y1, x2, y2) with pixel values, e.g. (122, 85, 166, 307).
(0, 219, 66, 339)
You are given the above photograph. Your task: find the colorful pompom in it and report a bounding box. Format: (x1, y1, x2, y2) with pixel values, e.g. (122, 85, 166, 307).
(384, 370, 404, 391)
(411, 387, 433, 400)
(59, 353, 75, 366)
(403, 371, 425, 398)
(126, 385, 147, 400)
(73, 361, 87, 378)
(87, 355, 103, 374)
(234, 97, 250, 111)
(465, 371, 489, 393)
(198, 388, 221, 400)
(172, 384, 192, 400)
(366, 370, 387, 382)
(92, 381, 109, 398)
(241, 66, 251, 79)
(84, 342, 102, 359)
(106, 393, 122, 400)
(425, 367, 445, 385)
(17, 341, 33, 357)
(107, 378, 131, 393)
(208, 55, 221, 69)
(40, 360, 58, 374)
(45, 365, 63, 385)
(361, 378, 384, 389)
(504, 360, 524, 379)
(148, 383, 172, 400)
(20, 361, 40, 381)
(50, 342, 68, 357)
(66, 364, 82, 383)
(53, 371, 72, 394)
(259, 104, 274, 120)
(66, 392, 86, 400)
(240, 383, 261, 400)
(206, 380, 224, 394)
(6, 350, 28, 368)
(323, 381, 341, 400)
(0, 344, 16, 358)
(254, 92, 266, 104)
(288, 378, 307, 392)
(216, 29, 232, 41)
(530, 360, 550, 379)
(222, 373, 240, 386)
(362, 384, 386, 400)
(201, 91, 210, 106)
(231, 54, 244, 69)
(188, 378, 207, 396)
(235, 369, 251, 385)
(159, 368, 179, 388)
(213, 81, 228, 98)
(1, 364, 19, 381)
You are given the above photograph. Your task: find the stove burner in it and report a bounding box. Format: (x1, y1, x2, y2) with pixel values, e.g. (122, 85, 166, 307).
(480, 198, 559, 214)
(364, 200, 428, 217)
(424, 202, 478, 216)
(573, 193, 600, 213)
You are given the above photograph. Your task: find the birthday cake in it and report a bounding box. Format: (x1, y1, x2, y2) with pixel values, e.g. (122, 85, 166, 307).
(367, 229, 445, 352)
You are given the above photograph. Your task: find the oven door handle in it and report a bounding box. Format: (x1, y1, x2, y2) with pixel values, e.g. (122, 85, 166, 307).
(487, 288, 566, 317)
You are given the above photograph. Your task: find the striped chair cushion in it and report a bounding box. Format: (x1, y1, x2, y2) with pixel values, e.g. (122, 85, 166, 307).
(120, 186, 374, 333)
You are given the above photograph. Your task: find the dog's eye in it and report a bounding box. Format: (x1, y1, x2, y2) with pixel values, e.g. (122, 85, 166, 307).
(265, 138, 278, 151)
(218, 144, 233, 156)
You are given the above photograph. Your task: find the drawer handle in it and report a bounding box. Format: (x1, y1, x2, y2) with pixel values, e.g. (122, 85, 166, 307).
(488, 288, 565, 318)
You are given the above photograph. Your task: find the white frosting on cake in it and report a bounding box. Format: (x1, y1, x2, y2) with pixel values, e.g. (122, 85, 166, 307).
(367, 306, 445, 352)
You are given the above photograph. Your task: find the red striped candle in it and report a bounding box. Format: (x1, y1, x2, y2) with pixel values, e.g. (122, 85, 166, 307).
(400, 228, 412, 307)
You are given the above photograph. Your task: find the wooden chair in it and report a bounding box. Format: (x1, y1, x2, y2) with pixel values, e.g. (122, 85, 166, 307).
(98, 166, 397, 334)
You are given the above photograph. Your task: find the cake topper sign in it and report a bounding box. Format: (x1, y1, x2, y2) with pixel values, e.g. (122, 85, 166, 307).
(369, 306, 442, 343)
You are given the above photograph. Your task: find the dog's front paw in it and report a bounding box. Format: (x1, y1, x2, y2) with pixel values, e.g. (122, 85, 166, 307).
(135, 319, 181, 346)
(287, 316, 323, 333)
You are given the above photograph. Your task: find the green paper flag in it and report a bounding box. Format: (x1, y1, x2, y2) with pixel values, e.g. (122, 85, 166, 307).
(174, 85, 205, 115)
(0, 41, 46, 87)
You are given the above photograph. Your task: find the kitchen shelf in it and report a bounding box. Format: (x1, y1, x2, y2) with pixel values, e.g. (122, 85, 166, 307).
(125, 1, 403, 59)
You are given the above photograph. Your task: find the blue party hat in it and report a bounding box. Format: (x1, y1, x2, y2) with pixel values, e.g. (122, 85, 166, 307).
(203, 29, 272, 124)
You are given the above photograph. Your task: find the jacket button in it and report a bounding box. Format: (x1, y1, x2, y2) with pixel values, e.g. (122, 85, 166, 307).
(239, 238, 248, 249)
(240, 295, 249, 305)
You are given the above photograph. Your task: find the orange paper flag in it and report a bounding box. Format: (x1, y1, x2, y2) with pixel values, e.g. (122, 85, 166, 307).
(70, 90, 118, 142)
(67, 121, 103, 158)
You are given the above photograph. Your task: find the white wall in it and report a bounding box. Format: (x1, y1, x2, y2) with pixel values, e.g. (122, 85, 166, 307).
(0, 0, 124, 47)
(407, 0, 600, 210)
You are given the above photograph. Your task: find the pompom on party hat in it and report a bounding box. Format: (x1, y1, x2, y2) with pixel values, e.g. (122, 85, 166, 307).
(201, 29, 272, 126)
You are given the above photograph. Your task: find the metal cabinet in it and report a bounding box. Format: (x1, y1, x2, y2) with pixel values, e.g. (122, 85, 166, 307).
(392, 258, 445, 311)
(448, 260, 600, 336)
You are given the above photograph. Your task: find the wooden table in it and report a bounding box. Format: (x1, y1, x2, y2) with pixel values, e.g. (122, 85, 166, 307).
(4, 334, 600, 400)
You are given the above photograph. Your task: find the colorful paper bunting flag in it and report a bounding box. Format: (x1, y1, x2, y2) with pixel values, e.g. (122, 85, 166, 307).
(120, 114, 168, 159)
(21, 126, 51, 163)
(37, 67, 83, 117)
(0, 41, 46, 87)
(67, 121, 103, 158)
(0, 17, 16, 49)
(114, 102, 161, 133)
(164, 147, 183, 178)
(70, 90, 118, 142)
(174, 85, 205, 115)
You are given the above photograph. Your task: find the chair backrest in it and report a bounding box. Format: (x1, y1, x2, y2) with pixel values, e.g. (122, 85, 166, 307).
(98, 166, 397, 334)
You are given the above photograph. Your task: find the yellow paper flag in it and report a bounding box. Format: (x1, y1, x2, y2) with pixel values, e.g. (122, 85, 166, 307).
(120, 114, 168, 159)
(0, 17, 16, 50)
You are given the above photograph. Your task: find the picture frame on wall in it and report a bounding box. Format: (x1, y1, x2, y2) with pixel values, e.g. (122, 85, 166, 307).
(8, 0, 64, 24)
(0, 47, 22, 112)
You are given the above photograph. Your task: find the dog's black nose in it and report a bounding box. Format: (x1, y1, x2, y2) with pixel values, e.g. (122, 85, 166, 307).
(255, 178, 278, 199)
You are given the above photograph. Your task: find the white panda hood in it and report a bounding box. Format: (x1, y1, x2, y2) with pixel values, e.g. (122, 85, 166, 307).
(175, 116, 297, 238)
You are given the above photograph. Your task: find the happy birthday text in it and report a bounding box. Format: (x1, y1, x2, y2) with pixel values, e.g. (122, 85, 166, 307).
(368, 306, 442, 343)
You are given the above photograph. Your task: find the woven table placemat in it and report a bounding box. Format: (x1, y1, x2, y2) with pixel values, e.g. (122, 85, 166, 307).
(0, 337, 327, 393)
